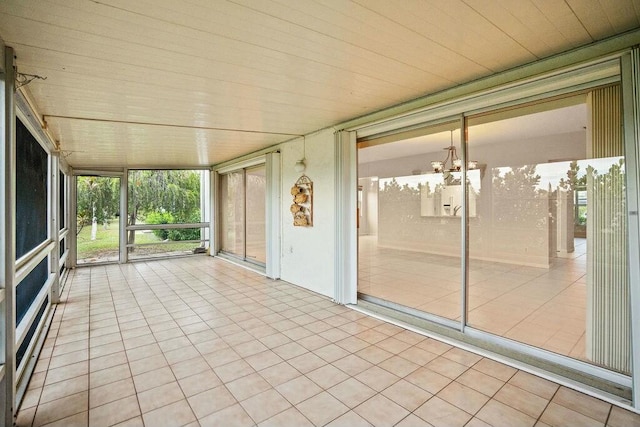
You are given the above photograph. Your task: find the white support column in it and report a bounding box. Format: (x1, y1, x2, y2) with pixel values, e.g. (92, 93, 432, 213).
(334, 130, 357, 305)
(119, 169, 128, 263)
(62, 171, 69, 268)
(621, 49, 640, 410)
(201, 170, 210, 250)
(1, 43, 17, 427)
(265, 152, 281, 279)
(210, 169, 218, 256)
(69, 171, 77, 268)
(50, 154, 60, 304)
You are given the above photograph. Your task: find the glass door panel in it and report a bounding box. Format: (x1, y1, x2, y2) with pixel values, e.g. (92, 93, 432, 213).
(245, 165, 266, 264)
(357, 121, 462, 321)
(76, 176, 121, 264)
(220, 171, 245, 257)
(466, 86, 630, 374)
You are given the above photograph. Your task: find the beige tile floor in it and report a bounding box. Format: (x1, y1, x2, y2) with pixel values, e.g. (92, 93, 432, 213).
(17, 256, 640, 427)
(359, 236, 590, 362)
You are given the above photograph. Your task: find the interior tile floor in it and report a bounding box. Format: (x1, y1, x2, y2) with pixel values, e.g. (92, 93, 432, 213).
(17, 256, 640, 427)
(359, 236, 589, 362)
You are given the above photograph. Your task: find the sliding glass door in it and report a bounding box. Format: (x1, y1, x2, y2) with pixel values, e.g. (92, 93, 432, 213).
(220, 165, 266, 266)
(245, 165, 267, 264)
(357, 121, 462, 322)
(357, 84, 630, 376)
(467, 86, 630, 374)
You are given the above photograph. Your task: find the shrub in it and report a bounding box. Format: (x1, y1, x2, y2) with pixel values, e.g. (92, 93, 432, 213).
(145, 211, 174, 240)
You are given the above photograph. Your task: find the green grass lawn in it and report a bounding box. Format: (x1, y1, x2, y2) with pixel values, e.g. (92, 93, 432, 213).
(77, 220, 200, 262)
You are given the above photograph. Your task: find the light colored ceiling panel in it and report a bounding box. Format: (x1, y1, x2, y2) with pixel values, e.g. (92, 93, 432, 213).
(462, 0, 581, 58)
(345, 0, 536, 72)
(533, 0, 593, 47)
(47, 116, 287, 168)
(599, 0, 640, 32)
(567, 0, 639, 39)
(229, 0, 492, 81)
(0, 0, 638, 168)
(59, 0, 448, 89)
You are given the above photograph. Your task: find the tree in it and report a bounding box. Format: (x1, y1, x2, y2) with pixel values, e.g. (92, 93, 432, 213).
(127, 170, 203, 250)
(491, 165, 544, 227)
(76, 176, 119, 234)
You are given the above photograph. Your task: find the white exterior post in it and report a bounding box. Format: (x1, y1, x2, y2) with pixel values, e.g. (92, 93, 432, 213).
(1, 43, 16, 427)
(622, 49, 640, 410)
(69, 171, 77, 268)
(120, 169, 128, 263)
(50, 154, 60, 303)
(265, 152, 281, 279)
(334, 130, 357, 304)
(210, 169, 218, 256)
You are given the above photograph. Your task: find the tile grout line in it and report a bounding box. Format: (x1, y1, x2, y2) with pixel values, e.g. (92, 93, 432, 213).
(534, 386, 560, 426)
(112, 263, 146, 427)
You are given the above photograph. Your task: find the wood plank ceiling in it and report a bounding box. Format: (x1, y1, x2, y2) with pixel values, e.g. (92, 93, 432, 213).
(0, 0, 639, 168)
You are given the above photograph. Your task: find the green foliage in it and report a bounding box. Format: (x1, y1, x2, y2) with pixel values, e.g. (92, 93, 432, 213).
(491, 165, 545, 227)
(127, 170, 203, 248)
(76, 176, 119, 228)
(168, 227, 201, 241)
(145, 210, 175, 240)
(145, 210, 201, 241)
(587, 158, 626, 233)
(559, 161, 587, 191)
(577, 206, 587, 225)
(128, 170, 201, 222)
(168, 211, 202, 241)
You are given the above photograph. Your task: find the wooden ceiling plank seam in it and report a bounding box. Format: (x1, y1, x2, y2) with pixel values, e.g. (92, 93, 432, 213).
(598, 0, 640, 32)
(1, 3, 437, 93)
(128, 0, 471, 79)
(0, 16, 436, 100)
(565, 0, 612, 40)
(13, 51, 408, 110)
(460, 0, 552, 59)
(634, 0, 640, 22)
(47, 122, 285, 167)
(532, 0, 593, 48)
(8, 43, 410, 115)
(44, 0, 454, 88)
(21, 65, 394, 107)
(127, 0, 465, 85)
(15, 54, 418, 123)
(345, 0, 536, 73)
(0, 4, 434, 97)
(13, 55, 444, 122)
(22, 68, 377, 117)
(346, 0, 514, 72)
(497, 0, 582, 56)
(227, 0, 492, 79)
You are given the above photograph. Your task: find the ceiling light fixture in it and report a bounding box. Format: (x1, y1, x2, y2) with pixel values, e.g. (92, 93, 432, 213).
(431, 131, 478, 173)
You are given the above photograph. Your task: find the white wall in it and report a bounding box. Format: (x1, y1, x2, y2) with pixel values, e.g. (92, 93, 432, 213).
(279, 129, 336, 298)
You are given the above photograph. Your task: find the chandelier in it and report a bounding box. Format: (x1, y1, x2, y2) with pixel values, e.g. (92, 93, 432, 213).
(431, 131, 478, 173)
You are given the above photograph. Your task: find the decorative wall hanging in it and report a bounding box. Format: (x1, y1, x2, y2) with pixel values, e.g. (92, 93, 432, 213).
(291, 175, 313, 226)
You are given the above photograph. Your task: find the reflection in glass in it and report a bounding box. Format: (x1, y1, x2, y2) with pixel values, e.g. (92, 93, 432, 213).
(357, 123, 462, 320)
(220, 171, 245, 256)
(246, 165, 266, 264)
(467, 87, 630, 374)
(219, 166, 267, 266)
